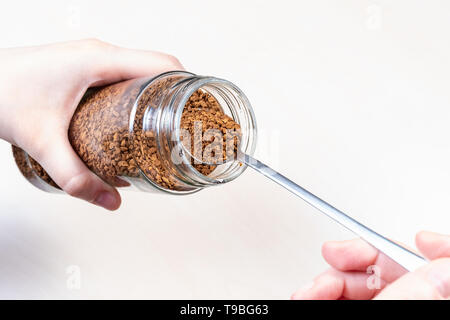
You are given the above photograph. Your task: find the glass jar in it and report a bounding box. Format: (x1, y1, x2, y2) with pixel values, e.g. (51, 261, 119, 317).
(12, 71, 257, 195)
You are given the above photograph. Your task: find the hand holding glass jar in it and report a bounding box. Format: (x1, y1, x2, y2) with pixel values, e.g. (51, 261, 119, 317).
(1, 39, 257, 210)
(0, 39, 186, 210)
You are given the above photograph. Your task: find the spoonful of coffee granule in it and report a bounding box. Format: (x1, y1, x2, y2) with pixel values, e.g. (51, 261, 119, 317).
(180, 90, 242, 175)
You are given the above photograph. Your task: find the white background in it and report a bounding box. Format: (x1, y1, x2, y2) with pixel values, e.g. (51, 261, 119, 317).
(0, 0, 449, 299)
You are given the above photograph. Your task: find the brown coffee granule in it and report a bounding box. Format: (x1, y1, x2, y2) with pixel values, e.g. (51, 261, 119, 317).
(13, 77, 241, 192)
(12, 144, 59, 188)
(180, 90, 241, 176)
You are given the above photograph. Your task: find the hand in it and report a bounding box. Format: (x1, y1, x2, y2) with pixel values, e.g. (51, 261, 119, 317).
(291, 231, 450, 300)
(0, 39, 183, 210)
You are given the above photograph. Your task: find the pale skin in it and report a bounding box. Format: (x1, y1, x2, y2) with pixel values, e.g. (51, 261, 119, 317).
(0, 40, 448, 299)
(0, 39, 184, 210)
(292, 231, 450, 300)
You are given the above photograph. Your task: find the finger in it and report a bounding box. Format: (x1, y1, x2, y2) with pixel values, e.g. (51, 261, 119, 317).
(79, 39, 184, 85)
(291, 271, 343, 300)
(375, 258, 450, 299)
(31, 137, 121, 211)
(416, 231, 450, 260)
(291, 269, 387, 300)
(322, 239, 407, 282)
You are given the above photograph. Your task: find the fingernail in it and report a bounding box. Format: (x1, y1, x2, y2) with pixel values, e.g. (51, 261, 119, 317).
(94, 191, 118, 211)
(291, 281, 315, 300)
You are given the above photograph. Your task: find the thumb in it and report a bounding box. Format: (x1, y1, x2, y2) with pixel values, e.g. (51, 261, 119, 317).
(32, 137, 121, 211)
(375, 258, 450, 299)
(416, 231, 450, 260)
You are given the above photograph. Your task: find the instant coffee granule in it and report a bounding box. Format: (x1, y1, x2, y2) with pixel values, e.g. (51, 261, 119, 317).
(180, 90, 241, 176)
(13, 76, 241, 192)
(12, 145, 59, 188)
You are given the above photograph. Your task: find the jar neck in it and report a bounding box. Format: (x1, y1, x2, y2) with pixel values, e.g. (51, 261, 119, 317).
(157, 73, 257, 188)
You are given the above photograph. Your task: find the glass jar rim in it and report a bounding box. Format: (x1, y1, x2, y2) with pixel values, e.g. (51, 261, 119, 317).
(169, 75, 258, 186)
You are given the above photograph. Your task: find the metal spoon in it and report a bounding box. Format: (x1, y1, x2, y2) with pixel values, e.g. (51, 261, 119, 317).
(193, 148, 427, 272)
(238, 153, 427, 272)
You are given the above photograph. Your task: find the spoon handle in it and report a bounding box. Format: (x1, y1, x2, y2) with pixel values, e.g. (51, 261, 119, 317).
(241, 153, 427, 272)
